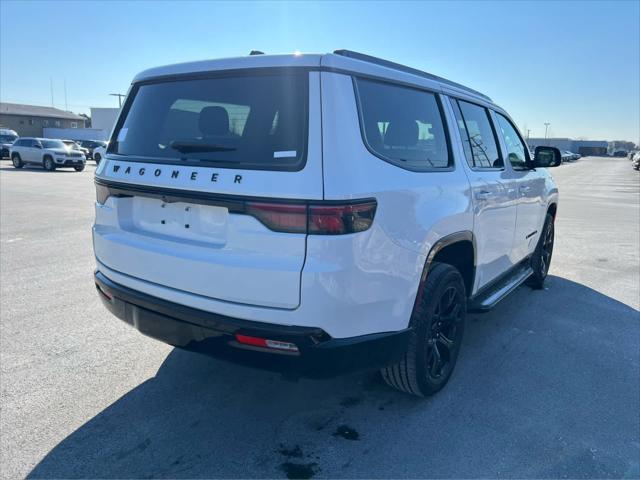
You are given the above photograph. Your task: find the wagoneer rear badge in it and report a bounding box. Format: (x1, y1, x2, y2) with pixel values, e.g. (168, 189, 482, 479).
(111, 163, 243, 184)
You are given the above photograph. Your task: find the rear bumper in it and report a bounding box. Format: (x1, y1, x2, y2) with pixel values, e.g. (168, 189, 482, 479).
(94, 270, 411, 378)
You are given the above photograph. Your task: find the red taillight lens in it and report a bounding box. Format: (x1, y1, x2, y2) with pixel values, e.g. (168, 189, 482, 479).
(245, 202, 308, 234)
(308, 201, 377, 235)
(245, 200, 377, 235)
(235, 334, 299, 353)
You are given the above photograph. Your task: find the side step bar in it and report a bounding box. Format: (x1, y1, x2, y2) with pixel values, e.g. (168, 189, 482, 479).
(468, 264, 533, 312)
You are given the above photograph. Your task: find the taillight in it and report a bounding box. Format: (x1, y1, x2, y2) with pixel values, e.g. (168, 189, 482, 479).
(245, 202, 307, 234)
(245, 200, 377, 235)
(308, 202, 377, 235)
(95, 183, 110, 204)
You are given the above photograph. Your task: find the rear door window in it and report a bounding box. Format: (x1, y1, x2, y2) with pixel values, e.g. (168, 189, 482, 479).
(354, 78, 452, 170)
(111, 72, 308, 171)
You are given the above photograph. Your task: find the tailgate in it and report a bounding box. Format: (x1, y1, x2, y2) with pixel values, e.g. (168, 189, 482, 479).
(93, 70, 323, 309)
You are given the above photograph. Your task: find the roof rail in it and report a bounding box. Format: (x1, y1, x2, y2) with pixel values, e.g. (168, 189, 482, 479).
(333, 49, 492, 102)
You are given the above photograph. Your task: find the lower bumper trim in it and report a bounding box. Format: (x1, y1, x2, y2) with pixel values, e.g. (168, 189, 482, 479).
(95, 271, 411, 378)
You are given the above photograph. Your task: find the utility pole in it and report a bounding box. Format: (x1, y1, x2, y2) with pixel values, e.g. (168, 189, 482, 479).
(526, 129, 531, 140)
(64, 78, 68, 111)
(544, 123, 550, 141)
(50, 77, 54, 107)
(109, 93, 126, 108)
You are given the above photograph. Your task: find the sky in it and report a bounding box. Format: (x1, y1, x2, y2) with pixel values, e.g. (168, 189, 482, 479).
(1, 0, 638, 143)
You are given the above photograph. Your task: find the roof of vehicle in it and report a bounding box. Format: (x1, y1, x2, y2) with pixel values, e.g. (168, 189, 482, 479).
(133, 50, 495, 107)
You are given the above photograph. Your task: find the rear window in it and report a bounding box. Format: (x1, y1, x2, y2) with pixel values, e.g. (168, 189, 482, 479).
(111, 73, 308, 171)
(354, 78, 451, 171)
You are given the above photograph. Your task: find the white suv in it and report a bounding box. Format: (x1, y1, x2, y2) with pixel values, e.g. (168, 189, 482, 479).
(93, 50, 561, 396)
(11, 137, 86, 171)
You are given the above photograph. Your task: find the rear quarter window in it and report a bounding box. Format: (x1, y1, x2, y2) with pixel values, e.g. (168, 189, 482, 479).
(354, 78, 452, 171)
(110, 72, 308, 171)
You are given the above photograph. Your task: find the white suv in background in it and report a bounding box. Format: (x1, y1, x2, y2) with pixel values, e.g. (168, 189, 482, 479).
(92, 144, 107, 164)
(93, 50, 561, 396)
(11, 137, 86, 171)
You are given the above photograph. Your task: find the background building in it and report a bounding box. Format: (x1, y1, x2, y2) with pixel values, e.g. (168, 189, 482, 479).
(0, 102, 85, 137)
(528, 138, 609, 156)
(44, 107, 120, 141)
(90, 107, 119, 136)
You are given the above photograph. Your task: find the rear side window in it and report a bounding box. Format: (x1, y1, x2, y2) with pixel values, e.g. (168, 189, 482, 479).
(453, 99, 503, 169)
(355, 78, 451, 170)
(111, 73, 308, 171)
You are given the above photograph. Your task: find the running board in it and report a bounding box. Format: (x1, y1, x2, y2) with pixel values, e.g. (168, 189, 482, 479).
(467, 265, 533, 312)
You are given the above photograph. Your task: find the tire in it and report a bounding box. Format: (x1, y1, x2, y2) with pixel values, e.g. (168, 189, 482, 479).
(381, 262, 467, 397)
(74, 165, 85, 172)
(11, 153, 23, 169)
(94, 153, 101, 164)
(43, 156, 55, 171)
(527, 213, 555, 289)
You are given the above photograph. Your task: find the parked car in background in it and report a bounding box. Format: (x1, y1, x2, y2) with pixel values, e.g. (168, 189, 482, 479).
(93, 50, 562, 397)
(0, 128, 19, 158)
(632, 152, 640, 171)
(561, 151, 575, 162)
(62, 139, 90, 157)
(613, 150, 628, 157)
(92, 144, 107, 164)
(74, 139, 107, 159)
(10, 137, 86, 171)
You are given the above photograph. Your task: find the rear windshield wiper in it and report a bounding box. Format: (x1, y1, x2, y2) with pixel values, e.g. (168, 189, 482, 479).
(169, 140, 237, 153)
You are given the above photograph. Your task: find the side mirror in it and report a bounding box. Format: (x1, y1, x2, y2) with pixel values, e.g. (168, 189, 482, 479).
(532, 146, 562, 168)
(34, 143, 42, 149)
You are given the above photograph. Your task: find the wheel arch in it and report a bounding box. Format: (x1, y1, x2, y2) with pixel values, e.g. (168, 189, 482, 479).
(420, 231, 476, 298)
(547, 202, 558, 219)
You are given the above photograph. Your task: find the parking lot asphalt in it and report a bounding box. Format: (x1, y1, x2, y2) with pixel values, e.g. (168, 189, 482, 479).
(1, 157, 638, 479)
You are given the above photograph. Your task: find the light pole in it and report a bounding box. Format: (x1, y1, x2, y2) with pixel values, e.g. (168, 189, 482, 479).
(109, 93, 126, 108)
(526, 129, 531, 140)
(544, 123, 550, 141)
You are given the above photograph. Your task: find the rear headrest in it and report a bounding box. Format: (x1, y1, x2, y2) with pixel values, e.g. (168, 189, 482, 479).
(385, 119, 418, 147)
(199, 106, 230, 136)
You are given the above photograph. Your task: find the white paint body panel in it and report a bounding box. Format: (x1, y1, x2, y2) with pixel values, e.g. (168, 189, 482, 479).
(93, 54, 558, 339)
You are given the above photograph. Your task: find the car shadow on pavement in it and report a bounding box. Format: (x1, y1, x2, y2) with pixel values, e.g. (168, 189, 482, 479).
(28, 275, 639, 479)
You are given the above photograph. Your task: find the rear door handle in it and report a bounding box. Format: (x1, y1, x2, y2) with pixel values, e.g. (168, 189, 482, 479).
(475, 190, 492, 200)
(519, 185, 532, 195)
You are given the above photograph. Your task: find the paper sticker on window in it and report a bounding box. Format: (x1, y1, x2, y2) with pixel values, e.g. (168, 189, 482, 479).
(273, 150, 297, 158)
(117, 128, 128, 142)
